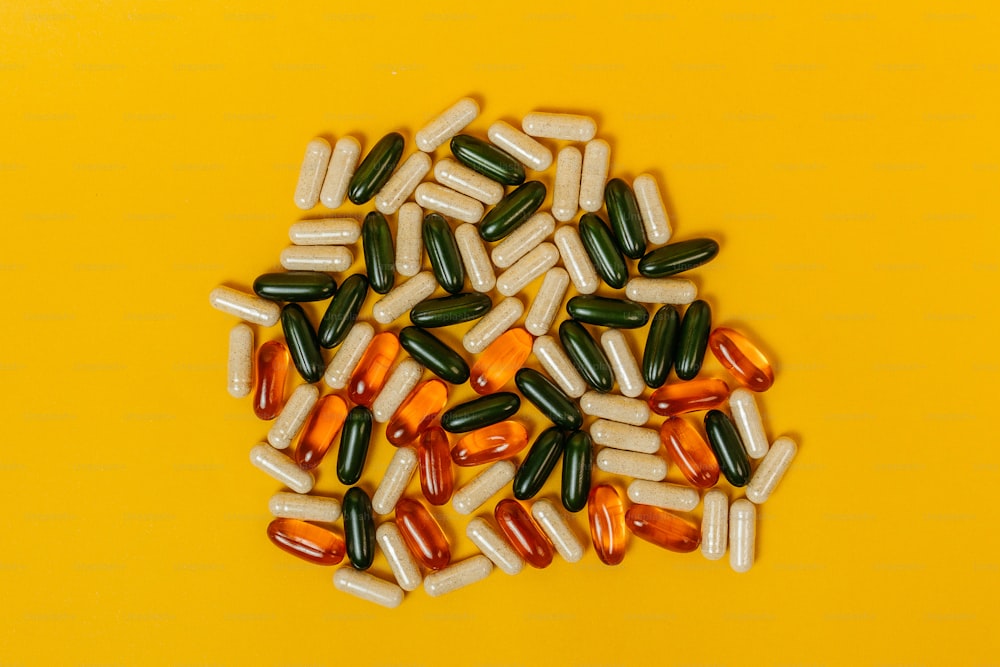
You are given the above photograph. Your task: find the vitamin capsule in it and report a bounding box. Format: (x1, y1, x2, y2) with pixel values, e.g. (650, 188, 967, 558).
(552, 146, 582, 222)
(414, 182, 485, 224)
(348, 132, 405, 205)
(372, 272, 437, 326)
(522, 112, 597, 142)
(531, 499, 585, 563)
(513, 427, 567, 500)
(524, 268, 570, 336)
(462, 296, 523, 354)
(568, 296, 649, 329)
(675, 300, 712, 381)
(288, 218, 361, 246)
(596, 448, 668, 481)
(395, 497, 451, 570)
(253, 271, 336, 303)
(579, 213, 628, 289)
(638, 238, 720, 278)
(579, 139, 610, 212)
(455, 223, 496, 293)
(633, 174, 672, 246)
(293, 393, 348, 470)
(491, 211, 555, 269)
(343, 487, 375, 570)
(466, 517, 524, 575)
(709, 327, 775, 392)
(267, 384, 320, 450)
(415, 97, 479, 152)
(362, 211, 395, 295)
(209, 286, 280, 327)
(280, 246, 353, 273)
(450, 134, 525, 186)
(626, 277, 697, 305)
(561, 431, 592, 513)
(398, 326, 469, 384)
(469, 328, 532, 395)
(559, 320, 614, 393)
(374, 151, 432, 215)
(496, 242, 561, 297)
(267, 518, 344, 565)
(704, 409, 751, 487)
(729, 498, 756, 573)
(434, 157, 504, 205)
(587, 484, 628, 566)
(293, 137, 331, 210)
(333, 568, 404, 608)
(452, 460, 517, 514)
(532, 335, 587, 399)
(253, 340, 290, 420)
(269, 492, 341, 523)
(627, 480, 699, 512)
(371, 358, 424, 423)
(650, 378, 730, 416)
(590, 420, 660, 454)
(280, 303, 324, 383)
(337, 406, 373, 485)
(394, 202, 424, 277)
(376, 521, 423, 591)
(479, 181, 546, 242)
(422, 212, 465, 294)
(515, 368, 582, 430)
(579, 391, 649, 426)
(495, 498, 554, 569)
(659, 416, 720, 488)
(451, 420, 528, 466)
(601, 329, 645, 399)
(371, 446, 419, 515)
(625, 505, 700, 553)
(410, 292, 493, 328)
(318, 274, 370, 349)
(323, 321, 375, 390)
(416, 426, 454, 504)
(604, 178, 646, 260)
(701, 488, 728, 560)
(643, 305, 679, 389)
(423, 555, 493, 597)
(745, 436, 797, 504)
(320, 136, 361, 209)
(249, 443, 314, 494)
(487, 120, 553, 171)
(227, 323, 253, 398)
(554, 225, 600, 295)
(441, 393, 521, 433)
(348, 332, 400, 407)
(387, 380, 449, 447)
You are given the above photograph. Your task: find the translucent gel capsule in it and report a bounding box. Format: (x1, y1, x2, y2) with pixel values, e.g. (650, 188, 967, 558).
(491, 211, 555, 269)
(423, 555, 493, 597)
(463, 296, 524, 354)
(579, 139, 610, 212)
(625, 505, 700, 553)
(524, 268, 570, 336)
(488, 120, 553, 171)
(249, 443, 314, 494)
(627, 480, 699, 512)
(469, 328, 533, 395)
(288, 218, 361, 245)
(267, 384, 320, 450)
(280, 246, 353, 273)
(466, 517, 524, 575)
(649, 378, 730, 417)
(267, 518, 344, 565)
(395, 203, 424, 278)
(333, 568, 404, 609)
(293, 394, 348, 470)
(415, 97, 479, 152)
(375, 151, 432, 215)
(600, 329, 645, 398)
(228, 323, 254, 398)
(417, 426, 454, 505)
(531, 499, 585, 563)
(494, 499, 554, 569)
(294, 137, 332, 210)
(209, 286, 280, 327)
(532, 335, 587, 398)
(496, 242, 560, 297)
(580, 391, 650, 426)
(372, 272, 438, 325)
(659, 416, 720, 488)
(434, 157, 504, 205)
(708, 327, 775, 392)
(451, 421, 528, 466)
(269, 492, 341, 522)
(395, 497, 451, 571)
(455, 223, 497, 293)
(452, 460, 517, 515)
(414, 182, 485, 224)
(588, 484, 628, 566)
(625, 277, 697, 305)
(701, 489, 728, 561)
(590, 420, 660, 454)
(522, 112, 597, 142)
(371, 358, 424, 424)
(555, 225, 599, 295)
(387, 380, 449, 447)
(320, 136, 361, 209)
(371, 446, 418, 515)
(324, 322, 375, 390)
(596, 448, 668, 481)
(348, 332, 400, 407)
(633, 174, 672, 246)
(552, 146, 582, 222)
(745, 436, 797, 504)
(376, 521, 423, 591)
(729, 387, 769, 460)
(729, 498, 756, 573)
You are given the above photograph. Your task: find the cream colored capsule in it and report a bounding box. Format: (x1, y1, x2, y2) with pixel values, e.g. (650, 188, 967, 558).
(455, 223, 496, 293)
(496, 242, 559, 296)
(249, 443, 313, 494)
(625, 277, 697, 305)
(524, 268, 570, 336)
(376, 521, 423, 592)
(552, 146, 582, 222)
(634, 174, 672, 246)
(372, 272, 437, 325)
(209, 286, 280, 327)
(227, 323, 253, 398)
(596, 448, 668, 481)
(701, 489, 728, 561)
(333, 568, 404, 609)
(522, 112, 596, 142)
(746, 436, 797, 504)
(434, 158, 504, 205)
(729, 388, 770, 460)
(288, 218, 361, 245)
(487, 120, 553, 171)
(414, 182, 484, 224)
(580, 391, 649, 426)
(424, 555, 493, 597)
(371, 446, 418, 515)
(465, 517, 524, 575)
(267, 384, 320, 450)
(280, 246, 354, 273)
(532, 335, 587, 398)
(490, 211, 555, 269)
(415, 97, 479, 152)
(395, 203, 424, 277)
(375, 151, 432, 215)
(452, 460, 516, 515)
(554, 226, 599, 295)
(462, 296, 523, 354)
(320, 136, 361, 209)
(589, 420, 659, 454)
(600, 329, 644, 398)
(729, 498, 756, 573)
(294, 137, 331, 210)
(579, 139, 610, 212)
(530, 499, 585, 563)
(268, 492, 341, 522)
(626, 480, 699, 512)
(372, 358, 424, 423)
(324, 322, 375, 390)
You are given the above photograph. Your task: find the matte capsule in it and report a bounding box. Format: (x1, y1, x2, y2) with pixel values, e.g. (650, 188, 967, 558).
(559, 320, 614, 393)
(414, 182, 485, 224)
(455, 223, 496, 293)
(267, 518, 344, 565)
(320, 136, 361, 209)
(561, 431, 592, 513)
(479, 181, 547, 242)
(451, 421, 528, 466)
(268, 384, 320, 450)
(604, 178, 646, 260)
(253, 271, 336, 303)
(704, 409, 751, 487)
(250, 443, 314, 494)
(294, 137, 331, 210)
(417, 426, 454, 505)
(625, 505, 700, 553)
(434, 157, 504, 205)
(288, 218, 361, 246)
(729, 498, 756, 573)
(399, 326, 470, 384)
(294, 393, 348, 470)
(626, 277, 697, 305)
(568, 296, 649, 329)
(423, 212, 465, 294)
(395, 497, 451, 571)
(637, 238, 720, 278)
(394, 202, 424, 277)
(554, 225, 600, 295)
(469, 328, 533, 395)
(579, 213, 628, 289)
(463, 297, 524, 354)
(659, 416, 720, 488)
(323, 322, 375, 390)
(450, 134, 525, 186)
(633, 174, 672, 246)
(269, 492, 342, 522)
(348, 332, 400, 407)
(515, 368, 582, 430)
(532, 335, 587, 399)
(375, 151, 432, 215)
(580, 391, 650, 426)
(253, 340, 290, 420)
(491, 211, 555, 269)
(709, 327, 775, 392)
(362, 211, 395, 295)
(333, 568, 404, 608)
(745, 436, 797, 504)
(415, 97, 479, 152)
(376, 522, 423, 592)
(588, 484, 628, 566)
(643, 305, 679, 389)
(337, 406, 373, 485)
(280, 304, 324, 383)
(280, 246, 353, 273)
(318, 274, 369, 348)
(522, 112, 597, 142)
(523, 267, 570, 335)
(387, 380, 449, 447)
(452, 460, 517, 515)
(209, 286, 280, 327)
(487, 120, 553, 171)
(343, 487, 376, 569)
(372, 272, 437, 326)
(441, 393, 521, 433)
(675, 300, 712, 381)
(466, 517, 524, 575)
(531, 499, 585, 563)
(650, 378, 730, 416)
(348, 132, 405, 205)
(552, 146, 582, 222)
(513, 427, 566, 500)
(371, 446, 418, 515)
(701, 488, 728, 560)
(227, 323, 253, 399)
(410, 293, 492, 328)
(596, 448, 668, 481)
(423, 555, 493, 597)
(590, 420, 660, 454)
(579, 139, 610, 213)
(495, 499, 554, 569)
(627, 480, 700, 512)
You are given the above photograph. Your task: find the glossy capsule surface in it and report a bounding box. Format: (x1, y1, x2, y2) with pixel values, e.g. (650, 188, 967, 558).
(387, 380, 449, 447)
(470, 328, 533, 395)
(280, 246, 353, 273)
(561, 431, 592, 513)
(633, 174, 672, 246)
(320, 136, 361, 209)
(423, 555, 493, 597)
(294, 394, 348, 470)
(253, 340, 289, 420)
(343, 487, 376, 570)
(638, 238, 720, 278)
(253, 271, 336, 303)
(209, 286, 281, 326)
(730, 498, 756, 573)
(625, 505, 701, 553)
(269, 492, 341, 523)
(466, 517, 524, 575)
(588, 485, 628, 566)
(267, 518, 344, 565)
(249, 443, 314, 494)
(417, 426, 454, 505)
(729, 387, 769, 459)
(410, 293, 493, 328)
(280, 303, 324, 384)
(376, 521, 423, 592)
(337, 406, 373, 485)
(399, 326, 469, 385)
(559, 319, 614, 393)
(709, 327, 775, 392)
(491, 211, 555, 269)
(434, 157, 504, 205)
(333, 569, 404, 609)
(659, 416, 720, 488)
(479, 181, 547, 242)
(463, 296, 524, 354)
(450, 134, 526, 186)
(522, 112, 597, 142)
(552, 146, 582, 222)
(268, 384, 320, 450)
(487, 120, 553, 171)
(455, 223, 496, 293)
(604, 178, 646, 260)
(348, 332, 400, 407)
(348, 132, 405, 205)
(650, 378, 730, 416)
(324, 322, 375, 390)
(362, 211, 396, 295)
(701, 489, 728, 560)
(371, 358, 423, 424)
(567, 296, 649, 329)
(515, 368, 582, 430)
(318, 274, 369, 349)
(395, 497, 451, 571)
(704, 409, 751, 487)
(423, 212, 466, 294)
(375, 151, 432, 215)
(579, 213, 628, 289)
(601, 329, 645, 399)
(373, 272, 437, 326)
(441, 393, 521, 433)
(415, 182, 486, 224)
(531, 499, 585, 563)
(451, 421, 528, 466)
(495, 499, 554, 569)
(288, 218, 361, 246)
(513, 427, 566, 500)
(643, 305, 680, 389)
(554, 225, 599, 295)
(580, 139, 610, 213)
(675, 300, 712, 381)
(395, 202, 424, 277)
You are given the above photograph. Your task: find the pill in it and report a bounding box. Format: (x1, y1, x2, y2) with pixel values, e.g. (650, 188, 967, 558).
(417, 426, 454, 505)
(561, 431, 593, 513)
(491, 211, 555, 269)
(386, 380, 449, 447)
(337, 406, 373, 485)
(288, 218, 361, 245)
(442, 393, 521, 434)
(249, 443, 314, 494)
(209, 286, 280, 327)
(524, 268, 570, 336)
(267, 518, 344, 565)
(675, 300, 712, 381)
(531, 335, 587, 399)
(638, 238, 720, 278)
(496, 242, 559, 297)
(372, 272, 437, 325)
(294, 137, 332, 210)
(362, 211, 396, 295)
(394, 202, 424, 277)
(650, 378, 730, 416)
(455, 223, 496, 293)
(600, 329, 645, 398)
(462, 296, 524, 354)
(579, 139, 610, 212)
(374, 151, 432, 215)
(348, 332, 400, 407)
(580, 391, 649, 426)
(596, 448, 668, 481)
(414, 182, 485, 224)
(512, 428, 566, 500)
(415, 97, 479, 152)
(605, 178, 646, 260)
(515, 368, 582, 430)
(333, 568, 404, 609)
(643, 305, 679, 389)
(554, 225, 600, 295)
(495, 498, 554, 569)
(469, 328, 533, 395)
(411, 292, 493, 328)
(729, 498, 756, 573)
(579, 213, 628, 289)
(466, 517, 524, 575)
(269, 492, 342, 523)
(626, 480, 699, 512)
(625, 505, 700, 553)
(479, 181, 547, 242)
(589, 420, 660, 454)
(434, 157, 504, 205)
(399, 327, 469, 384)
(559, 320, 613, 392)
(348, 132, 405, 205)
(487, 120, 553, 171)
(567, 295, 649, 329)
(659, 416, 720, 488)
(625, 277, 697, 305)
(552, 146, 582, 222)
(745, 436, 797, 504)
(280, 246, 354, 273)
(253, 340, 290, 420)
(395, 497, 451, 570)
(709, 327, 775, 392)
(227, 323, 253, 398)
(587, 484, 627, 566)
(530, 499, 585, 563)
(294, 394, 348, 470)
(267, 383, 320, 450)
(324, 321, 375, 390)
(633, 174, 672, 246)
(319, 274, 369, 349)
(376, 521, 423, 592)
(701, 489, 728, 561)
(371, 446, 419, 515)
(280, 303, 324, 383)
(320, 136, 361, 209)
(423, 555, 493, 597)
(423, 212, 465, 294)
(254, 271, 338, 303)
(451, 134, 526, 186)
(452, 460, 517, 515)
(704, 409, 751, 487)
(522, 112, 596, 142)
(371, 358, 424, 423)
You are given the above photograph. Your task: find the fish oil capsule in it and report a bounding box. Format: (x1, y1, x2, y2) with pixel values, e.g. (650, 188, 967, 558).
(596, 448, 668, 481)
(294, 137, 332, 210)
(559, 320, 613, 392)
(590, 420, 660, 454)
(387, 380, 449, 447)
(267, 518, 345, 565)
(650, 378, 730, 416)
(434, 157, 504, 205)
(729, 388, 768, 459)
(480, 181, 547, 242)
(531, 499, 585, 563)
(423, 555, 493, 597)
(605, 178, 647, 260)
(414, 182, 485, 224)
(495, 499, 554, 569)
(562, 431, 593, 513)
(371, 446, 419, 515)
(452, 460, 517, 515)
(462, 296, 524, 354)
(524, 268, 570, 336)
(625, 277, 697, 305)
(249, 443, 314, 494)
(625, 505, 700, 553)
(455, 223, 496, 293)
(633, 174, 672, 246)
(320, 136, 361, 209)
(588, 484, 627, 566)
(319, 274, 369, 349)
(442, 393, 521, 434)
(522, 112, 597, 142)
(579, 213, 628, 289)
(333, 568, 404, 609)
(466, 517, 524, 575)
(280, 303, 324, 383)
(497, 242, 560, 297)
(209, 286, 280, 327)
(675, 300, 712, 381)
(417, 426, 454, 505)
(267, 384, 320, 450)
(709, 327, 775, 392)
(410, 292, 492, 328)
(701, 489, 728, 560)
(371, 358, 424, 423)
(552, 146, 582, 222)
(423, 212, 466, 294)
(470, 328, 533, 395)
(395, 203, 424, 278)
(337, 406, 373, 485)
(659, 416, 720, 488)
(376, 521, 423, 592)
(280, 246, 354, 273)
(395, 497, 451, 570)
(288, 218, 361, 245)
(601, 329, 645, 398)
(627, 480, 699, 512)
(579, 139, 610, 212)
(567, 296, 649, 329)
(362, 211, 396, 295)
(491, 211, 555, 269)
(415, 97, 480, 152)
(451, 420, 528, 465)
(745, 436, 797, 504)
(487, 120, 553, 171)
(253, 271, 337, 303)
(580, 391, 650, 426)
(643, 306, 679, 389)
(513, 428, 566, 500)
(638, 238, 720, 278)
(451, 134, 526, 186)
(349, 132, 405, 205)
(374, 151, 432, 215)
(372, 272, 437, 325)
(269, 492, 341, 523)
(554, 226, 600, 295)
(515, 368, 582, 430)
(253, 340, 290, 420)
(227, 323, 253, 398)
(348, 332, 400, 407)
(532, 335, 587, 399)
(324, 322, 375, 390)
(729, 498, 756, 573)
(704, 409, 751, 487)
(398, 327, 469, 385)
(294, 394, 348, 470)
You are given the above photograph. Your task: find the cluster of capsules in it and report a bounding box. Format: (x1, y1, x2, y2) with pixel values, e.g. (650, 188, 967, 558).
(209, 98, 798, 608)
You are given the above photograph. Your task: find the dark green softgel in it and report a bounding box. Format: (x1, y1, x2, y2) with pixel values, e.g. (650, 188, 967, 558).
(579, 213, 628, 289)
(675, 300, 711, 381)
(566, 296, 649, 329)
(423, 213, 465, 294)
(348, 132, 404, 205)
(478, 181, 546, 242)
(410, 293, 492, 328)
(643, 305, 680, 389)
(399, 326, 470, 384)
(558, 319, 613, 392)
(637, 238, 720, 278)
(440, 392, 520, 433)
(604, 178, 646, 260)
(362, 211, 395, 295)
(561, 431, 592, 513)
(343, 487, 376, 570)
(318, 274, 369, 349)
(337, 406, 373, 486)
(450, 134, 525, 186)
(280, 303, 324, 383)
(515, 368, 582, 430)
(513, 427, 567, 500)
(704, 409, 751, 487)
(252, 271, 336, 302)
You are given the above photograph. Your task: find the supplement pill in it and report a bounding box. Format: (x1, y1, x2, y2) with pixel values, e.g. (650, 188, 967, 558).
(417, 426, 454, 505)
(524, 268, 570, 336)
(267, 384, 320, 450)
(267, 518, 344, 565)
(450, 134, 525, 186)
(659, 416, 720, 488)
(280, 303, 325, 383)
(552, 146, 582, 222)
(371, 446, 419, 515)
(600, 329, 645, 398)
(625, 505, 700, 553)
(466, 517, 524, 575)
(209, 286, 280, 327)
(595, 448, 668, 481)
(494, 498, 554, 569)
(462, 296, 524, 354)
(487, 120, 553, 171)
(441, 393, 521, 434)
(729, 498, 756, 573)
(455, 223, 496, 293)
(531, 499, 585, 563)
(745, 436, 797, 504)
(409, 292, 493, 328)
(253, 271, 336, 303)
(515, 368, 582, 430)
(319, 274, 369, 348)
(626, 277, 697, 305)
(415, 97, 480, 152)
(433, 157, 504, 205)
(294, 137, 332, 210)
(579, 391, 649, 426)
(336, 406, 373, 485)
(512, 427, 567, 500)
(589, 420, 660, 454)
(280, 246, 353, 273)
(399, 326, 469, 384)
(249, 443, 314, 494)
(320, 136, 361, 209)
(579, 213, 628, 289)
(704, 409, 751, 487)
(452, 460, 517, 515)
(604, 178, 647, 260)
(626, 480, 699, 512)
(709, 327, 775, 392)
(701, 488, 728, 560)
(348, 332, 400, 407)
(376, 521, 423, 592)
(469, 328, 533, 395)
(491, 211, 555, 269)
(372, 272, 437, 325)
(423, 555, 493, 597)
(554, 225, 600, 295)
(253, 340, 290, 420)
(333, 568, 404, 608)
(567, 296, 650, 329)
(638, 238, 720, 278)
(496, 242, 560, 297)
(269, 492, 341, 523)
(559, 320, 614, 393)
(532, 335, 587, 399)
(675, 300, 712, 381)
(323, 321, 375, 390)
(394, 202, 424, 277)
(227, 323, 253, 398)
(362, 211, 396, 295)
(579, 139, 610, 212)
(522, 111, 597, 142)
(374, 151, 432, 215)
(479, 181, 547, 242)
(371, 358, 424, 423)
(561, 431, 592, 513)
(650, 378, 730, 416)
(395, 497, 451, 571)
(387, 380, 449, 447)
(587, 484, 628, 566)
(642, 305, 679, 389)
(414, 182, 485, 224)
(294, 393, 348, 470)
(288, 218, 361, 246)
(450, 421, 528, 466)
(633, 174, 672, 246)
(348, 132, 405, 205)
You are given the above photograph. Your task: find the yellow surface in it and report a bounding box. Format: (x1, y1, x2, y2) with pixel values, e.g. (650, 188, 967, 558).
(1, 1, 997, 665)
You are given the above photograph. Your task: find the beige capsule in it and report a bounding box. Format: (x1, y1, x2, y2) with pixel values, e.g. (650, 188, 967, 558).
(532, 335, 587, 398)
(600, 329, 644, 398)
(580, 391, 649, 426)
(320, 136, 361, 209)
(455, 223, 496, 293)
(376, 521, 423, 592)
(626, 480, 699, 512)
(490, 211, 555, 269)
(414, 182, 484, 224)
(552, 146, 582, 222)
(729, 498, 756, 573)
(522, 112, 596, 142)
(701, 489, 728, 561)
(424, 555, 493, 597)
(249, 443, 314, 494)
(294, 137, 332, 210)
(372, 272, 438, 325)
(333, 568, 404, 609)
(227, 323, 254, 398)
(434, 158, 504, 205)
(267, 384, 320, 450)
(462, 297, 524, 354)
(465, 517, 524, 575)
(729, 388, 770, 460)
(415, 97, 479, 152)
(497, 242, 560, 297)
(579, 139, 610, 212)
(530, 499, 585, 563)
(452, 460, 516, 515)
(375, 152, 432, 215)
(324, 322, 375, 390)
(554, 226, 599, 295)
(209, 286, 280, 327)
(634, 174, 672, 246)
(371, 358, 424, 423)
(524, 268, 571, 336)
(589, 420, 660, 454)
(371, 446, 418, 515)
(487, 120, 553, 171)
(625, 277, 697, 305)
(268, 492, 341, 522)
(395, 203, 424, 277)
(288, 218, 361, 245)
(596, 448, 668, 481)
(280, 246, 354, 273)
(745, 436, 797, 504)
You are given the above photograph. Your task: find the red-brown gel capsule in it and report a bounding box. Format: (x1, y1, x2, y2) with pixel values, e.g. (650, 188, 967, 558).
(348, 332, 400, 407)
(659, 416, 720, 488)
(266, 518, 345, 565)
(450, 421, 529, 466)
(625, 504, 701, 553)
(417, 427, 454, 506)
(494, 498, 554, 568)
(253, 340, 290, 420)
(648, 378, 729, 416)
(395, 497, 451, 570)
(469, 328, 533, 395)
(708, 327, 774, 392)
(294, 394, 348, 470)
(588, 485, 628, 566)
(386, 380, 449, 446)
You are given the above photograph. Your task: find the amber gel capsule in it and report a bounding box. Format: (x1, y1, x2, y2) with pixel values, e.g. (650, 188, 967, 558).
(417, 426, 454, 505)
(469, 328, 533, 395)
(625, 505, 701, 553)
(348, 332, 400, 407)
(495, 499, 554, 569)
(588, 485, 628, 566)
(451, 421, 529, 466)
(649, 378, 730, 417)
(253, 340, 289, 420)
(708, 327, 775, 392)
(386, 380, 448, 447)
(659, 416, 720, 489)
(266, 518, 344, 565)
(395, 497, 451, 571)
(294, 394, 348, 470)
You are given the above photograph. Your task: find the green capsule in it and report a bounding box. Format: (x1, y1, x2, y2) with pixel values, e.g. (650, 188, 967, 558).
(675, 300, 712, 381)
(399, 326, 470, 384)
(558, 319, 613, 392)
(513, 427, 567, 500)
(643, 305, 680, 388)
(348, 132, 404, 205)
(704, 409, 751, 487)
(318, 274, 369, 349)
(337, 406, 373, 486)
(604, 178, 646, 260)
(561, 431, 592, 513)
(566, 296, 649, 329)
(450, 134, 525, 186)
(579, 213, 628, 289)
(478, 181, 547, 242)
(514, 368, 582, 430)
(637, 238, 720, 278)
(362, 211, 395, 295)
(279, 303, 324, 383)
(409, 293, 492, 328)
(252, 271, 336, 303)
(440, 392, 520, 433)
(343, 486, 376, 570)
(422, 213, 465, 294)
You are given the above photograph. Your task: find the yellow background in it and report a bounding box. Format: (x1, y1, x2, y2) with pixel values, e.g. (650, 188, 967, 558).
(1, 1, 997, 665)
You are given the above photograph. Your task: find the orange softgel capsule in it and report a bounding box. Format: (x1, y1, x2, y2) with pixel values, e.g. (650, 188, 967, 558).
(649, 378, 729, 416)
(588, 484, 628, 566)
(253, 340, 290, 420)
(348, 332, 400, 407)
(386, 380, 449, 446)
(417, 427, 454, 505)
(659, 416, 720, 488)
(625, 504, 701, 553)
(451, 421, 529, 466)
(395, 497, 451, 570)
(469, 328, 533, 395)
(266, 518, 345, 565)
(294, 394, 348, 470)
(708, 327, 774, 392)
(494, 498, 553, 568)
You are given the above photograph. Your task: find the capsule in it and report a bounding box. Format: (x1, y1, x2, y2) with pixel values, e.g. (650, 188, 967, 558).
(463, 296, 524, 354)
(530, 499, 585, 563)
(399, 326, 469, 384)
(318, 274, 369, 348)
(479, 181, 546, 242)
(567, 296, 649, 329)
(455, 223, 496, 293)
(343, 486, 376, 569)
(348, 332, 399, 407)
(294, 137, 331, 210)
(627, 480, 700, 512)
(524, 268, 570, 336)
(253, 271, 336, 303)
(491, 216, 552, 273)
(512, 427, 566, 500)
(374, 151, 432, 215)
(416, 426, 454, 505)
(293, 393, 348, 470)
(337, 406, 373, 485)
(280, 246, 353, 273)
(522, 112, 597, 142)
(643, 305, 679, 389)
(515, 368, 582, 430)
(253, 340, 290, 420)
(280, 303, 324, 383)
(470, 328, 532, 395)
(604, 178, 646, 260)
(625, 505, 700, 553)
(495, 499, 554, 569)
(434, 157, 504, 205)
(423, 555, 493, 597)
(532, 335, 587, 399)
(633, 174, 672, 246)
(249, 443, 314, 494)
(487, 120, 553, 171)
(387, 380, 449, 447)
(590, 420, 660, 454)
(704, 409, 751, 487)
(675, 300, 712, 381)
(422, 212, 465, 294)
(452, 460, 517, 514)
(268, 384, 320, 450)
(267, 518, 344, 565)
(362, 211, 395, 295)
(371, 358, 424, 424)
(638, 238, 720, 278)
(596, 448, 668, 481)
(659, 416, 720, 488)
(450, 134, 525, 186)
(626, 277, 697, 305)
(554, 225, 600, 295)
(552, 146, 582, 222)
(269, 492, 341, 523)
(209, 286, 280, 327)
(395, 498, 451, 571)
(729, 498, 756, 573)
(709, 327, 775, 392)
(450, 420, 528, 465)
(579, 213, 628, 289)
(371, 446, 419, 515)
(561, 431, 592, 513)
(323, 321, 375, 390)
(348, 132, 405, 205)
(376, 521, 423, 592)
(227, 323, 253, 398)
(650, 378, 730, 416)
(394, 202, 424, 278)
(333, 568, 404, 609)
(587, 484, 627, 566)
(701, 488, 728, 560)
(416, 97, 480, 152)
(414, 182, 485, 224)
(372, 272, 437, 326)
(745, 436, 797, 504)
(466, 517, 524, 575)
(288, 218, 361, 246)
(441, 393, 521, 433)
(320, 136, 361, 209)
(410, 292, 493, 328)
(579, 139, 610, 212)
(601, 330, 644, 399)
(559, 320, 613, 393)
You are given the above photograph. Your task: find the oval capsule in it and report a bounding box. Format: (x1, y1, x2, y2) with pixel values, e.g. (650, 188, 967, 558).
(318, 274, 369, 349)
(588, 484, 628, 566)
(579, 391, 649, 426)
(337, 406, 373, 485)
(675, 300, 712, 381)
(417, 426, 454, 505)
(253, 271, 336, 303)
(487, 120, 553, 171)
(450, 134, 525, 186)
(604, 178, 646, 260)
(531, 499, 585, 563)
(371, 446, 418, 515)
(333, 569, 404, 608)
(348, 132, 405, 205)
(479, 181, 547, 242)
(552, 146, 582, 222)
(288, 218, 361, 246)
(320, 136, 361, 209)
(580, 139, 610, 213)
(415, 97, 479, 152)
(559, 320, 614, 393)
(280, 303, 324, 384)
(323, 322, 375, 390)
(491, 211, 555, 269)
(638, 238, 720, 278)
(414, 182, 485, 224)
(730, 499, 756, 573)
(267, 518, 344, 565)
(451, 421, 528, 466)
(372, 272, 438, 326)
(434, 157, 504, 205)
(554, 225, 599, 295)
(626, 480, 700, 512)
(454, 223, 496, 293)
(348, 332, 400, 407)
(633, 174, 672, 246)
(452, 460, 517, 515)
(395, 497, 451, 571)
(745, 436, 797, 504)
(394, 202, 424, 277)
(579, 213, 628, 289)
(701, 488, 728, 561)
(595, 448, 668, 481)
(625, 505, 700, 553)
(659, 416, 720, 488)
(422, 212, 465, 294)
(441, 393, 521, 433)
(387, 380, 449, 447)
(728, 387, 769, 459)
(280, 246, 353, 273)
(524, 268, 570, 336)
(495, 499, 554, 569)
(294, 394, 348, 470)
(561, 431, 592, 513)
(469, 328, 533, 395)
(398, 326, 469, 384)
(375, 151, 432, 215)
(249, 443, 314, 494)
(209, 286, 281, 327)
(708, 327, 775, 392)
(269, 492, 342, 523)
(650, 378, 730, 416)
(463, 296, 524, 354)
(513, 427, 567, 500)
(515, 368, 582, 430)
(466, 517, 525, 575)
(410, 293, 493, 328)
(567, 296, 649, 329)
(343, 487, 376, 570)
(704, 409, 751, 487)
(423, 555, 493, 597)
(362, 211, 395, 295)
(496, 242, 560, 297)
(590, 420, 660, 454)
(643, 305, 679, 389)
(253, 340, 289, 420)
(294, 137, 332, 210)
(625, 277, 697, 305)
(532, 335, 587, 399)
(371, 358, 424, 423)
(522, 112, 597, 142)
(376, 521, 423, 592)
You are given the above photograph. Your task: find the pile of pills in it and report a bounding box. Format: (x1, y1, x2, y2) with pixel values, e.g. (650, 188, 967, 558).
(209, 98, 799, 608)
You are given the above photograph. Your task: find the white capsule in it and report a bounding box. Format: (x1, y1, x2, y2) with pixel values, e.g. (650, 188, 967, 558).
(532, 335, 587, 398)
(394, 203, 424, 277)
(625, 277, 697, 304)
(294, 137, 332, 210)
(600, 329, 644, 398)
(209, 286, 280, 327)
(452, 460, 516, 515)
(374, 151, 432, 215)
(227, 323, 253, 398)
(729, 388, 770, 460)
(333, 568, 404, 608)
(524, 268, 570, 336)
(415, 97, 479, 152)
(552, 147, 582, 222)
(414, 182, 484, 224)
(626, 480, 699, 512)
(554, 225, 599, 295)
(596, 448, 668, 481)
(746, 436, 797, 504)
(280, 246, 354, 273)
(372, 271, 437, 326)
(371, 358, 424, 423)
(579, 139, 610, 212)
(371, 446, 418, 515)
(496, 242, 559, 297)
(487, 120, 553, 171)
(268, 492, 341, 522)
(462, 296, 524, 354)
(249, 443, 314, 494)
(288, 218, 361, 245)
(424, 555, 493, 597)
(729, 499, 756, 573)
(267, 384, 320, 449)
(434, 158, 504, 205)
(522, 112, 597, 142)
(589, 420, 659, 454)
(580, 391, 649, 426)
(320, 136, 361, 209)
(530, 499, 585, 563)
(465, 517, 524, 575)
(455, 223, 496, 293)
(634, 174, 672, 246)
(490, 211, 555, 269)
(324, 322, 375, 390)
(376, 521, 423, 591)
(701, 489, 728, 561)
